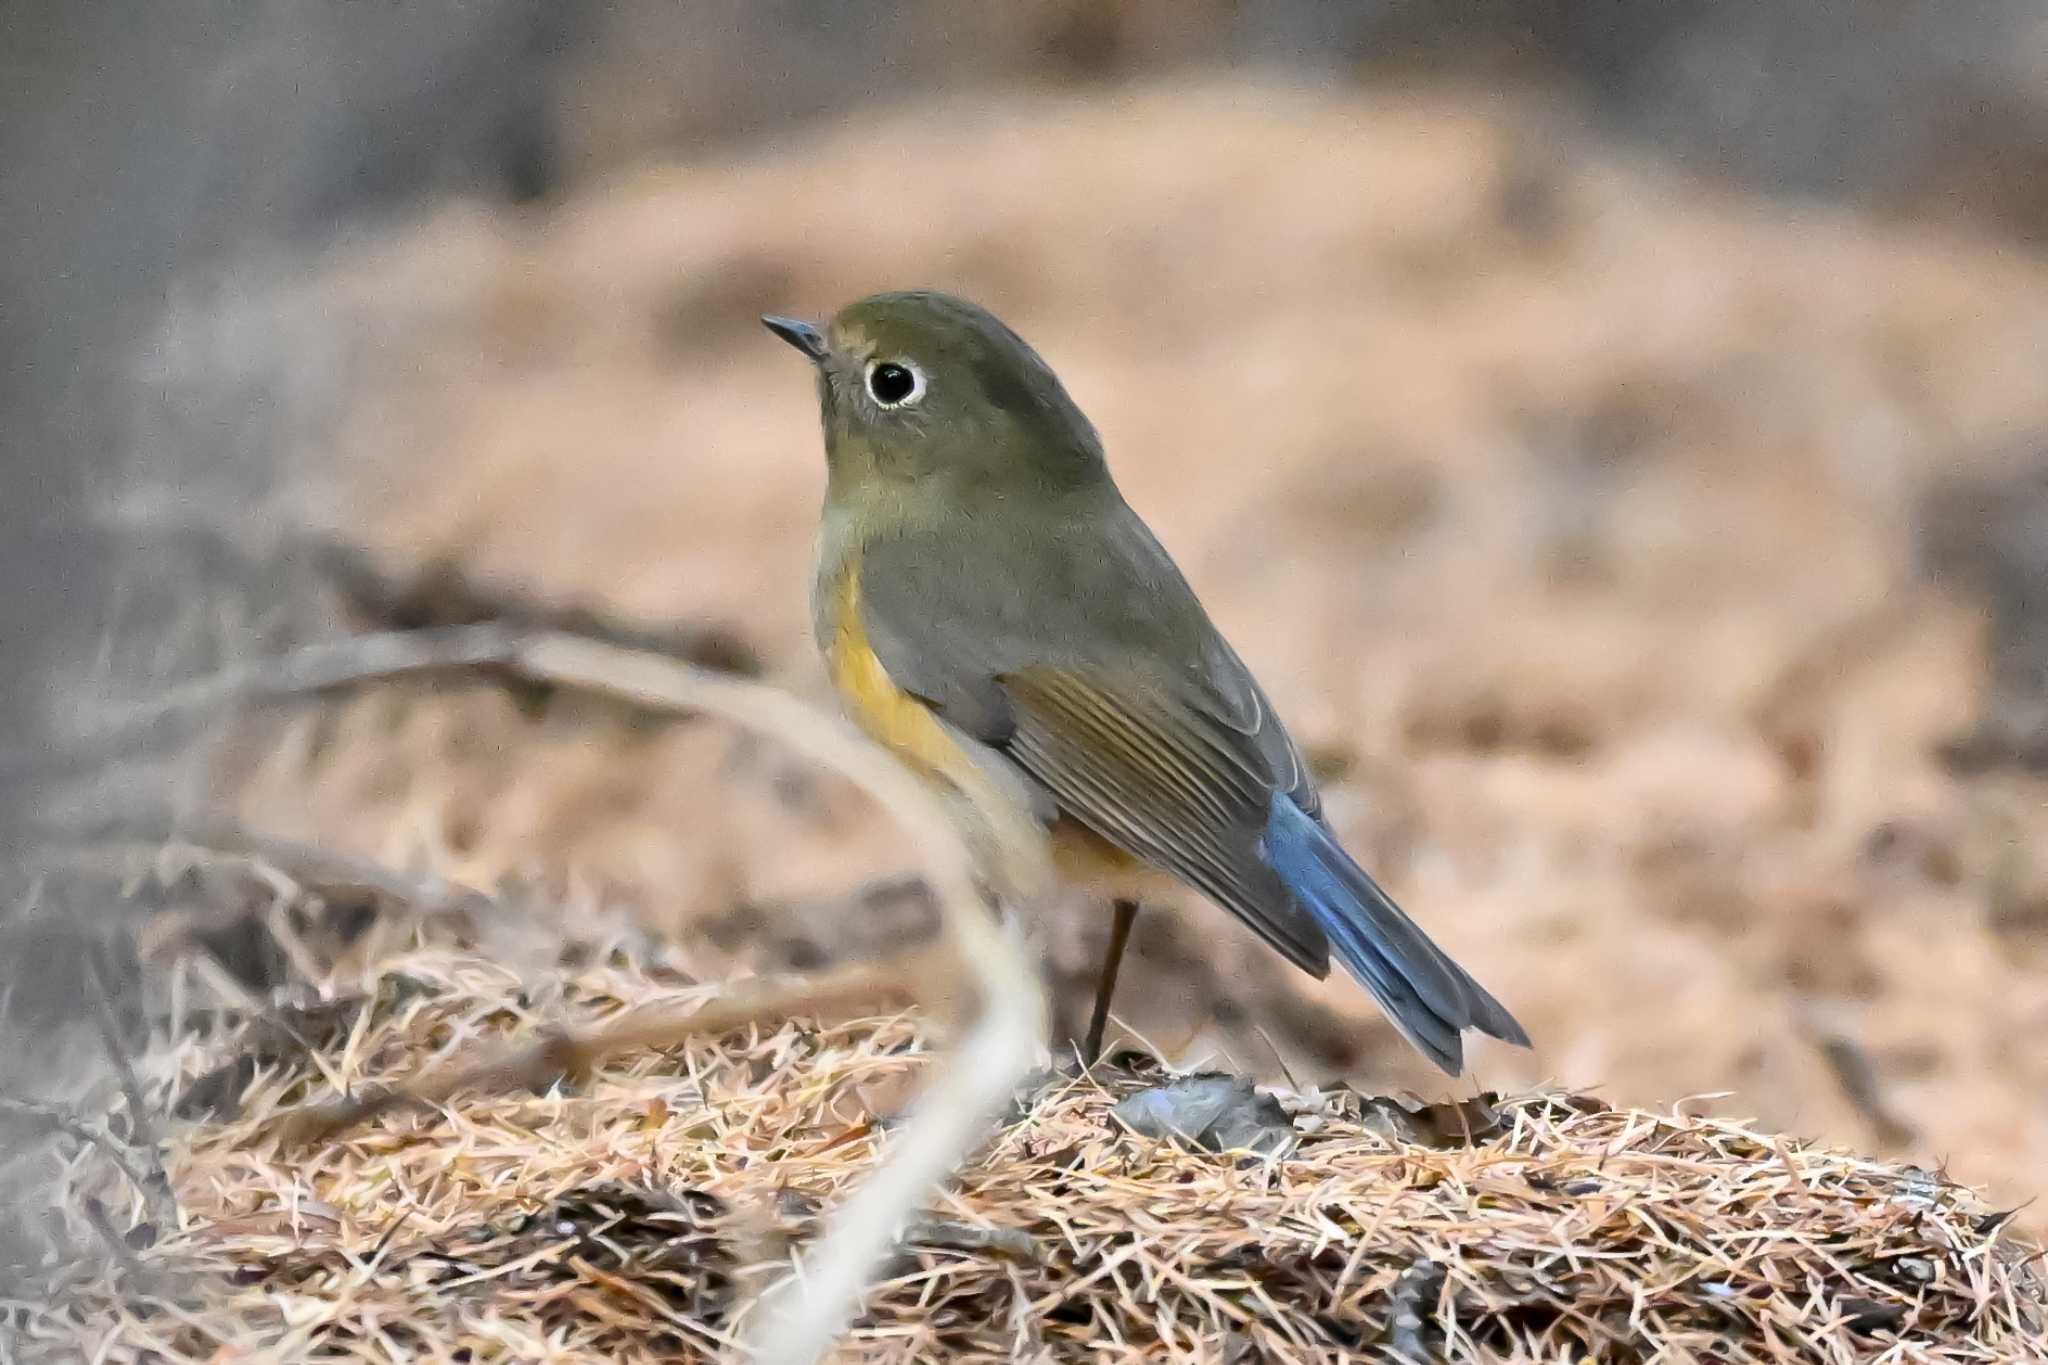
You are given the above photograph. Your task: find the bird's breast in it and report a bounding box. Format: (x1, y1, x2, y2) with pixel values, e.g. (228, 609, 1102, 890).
(819, 551, 981, 793)
(818, 543, 1175, 906)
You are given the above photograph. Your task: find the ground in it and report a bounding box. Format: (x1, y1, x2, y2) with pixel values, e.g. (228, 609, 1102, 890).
(181, 79, 2048, 1222)
(16, 934, 2044, 1361)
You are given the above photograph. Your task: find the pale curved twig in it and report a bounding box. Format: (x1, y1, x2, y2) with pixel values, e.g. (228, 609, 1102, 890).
(93, 626, 1051, 1363)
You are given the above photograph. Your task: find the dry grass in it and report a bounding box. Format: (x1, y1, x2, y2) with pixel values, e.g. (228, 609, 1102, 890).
(9, 934, 2042, 1363)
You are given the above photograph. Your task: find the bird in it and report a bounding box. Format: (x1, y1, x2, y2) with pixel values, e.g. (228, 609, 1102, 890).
(763, 290, 1528, 1074)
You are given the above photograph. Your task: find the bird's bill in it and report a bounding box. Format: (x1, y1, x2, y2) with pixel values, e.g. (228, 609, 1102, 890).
(760, 314, 828, 361)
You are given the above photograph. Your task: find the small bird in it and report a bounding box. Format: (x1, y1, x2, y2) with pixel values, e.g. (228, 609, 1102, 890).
(764, 291, 1528, 1074)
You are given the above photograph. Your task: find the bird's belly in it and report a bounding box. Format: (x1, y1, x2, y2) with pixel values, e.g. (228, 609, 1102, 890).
(1049, 817, 1176, 902)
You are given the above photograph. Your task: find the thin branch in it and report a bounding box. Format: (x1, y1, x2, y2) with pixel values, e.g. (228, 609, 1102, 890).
(99, 626, 1051, 1364)
(64, 624, 1050, 916)
(743, 916, 1045, 1364)
(309, 538, 764, 676)
(2, 624, 516, 787)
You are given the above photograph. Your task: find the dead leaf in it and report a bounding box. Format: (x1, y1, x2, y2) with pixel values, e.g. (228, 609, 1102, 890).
(1112, 1074, 1295, 1157)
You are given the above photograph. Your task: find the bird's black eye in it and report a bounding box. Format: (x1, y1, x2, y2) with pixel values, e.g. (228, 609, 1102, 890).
(865, 359, 924, 408)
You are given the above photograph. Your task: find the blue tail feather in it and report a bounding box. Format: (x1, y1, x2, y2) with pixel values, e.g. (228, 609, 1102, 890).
(1259, 794, 1527, 1074)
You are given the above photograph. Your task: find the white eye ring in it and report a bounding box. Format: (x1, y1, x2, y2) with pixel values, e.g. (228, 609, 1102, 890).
(864, 358, 926, 409)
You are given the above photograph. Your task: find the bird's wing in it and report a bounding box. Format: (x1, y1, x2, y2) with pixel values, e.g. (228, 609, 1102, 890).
(1185, 628, 1323, 821)
(996, 664, 1329, 974)
(854, 513, 1331, 976)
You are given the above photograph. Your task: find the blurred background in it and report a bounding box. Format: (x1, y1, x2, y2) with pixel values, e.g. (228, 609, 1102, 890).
(6, 0, 2048, 1281)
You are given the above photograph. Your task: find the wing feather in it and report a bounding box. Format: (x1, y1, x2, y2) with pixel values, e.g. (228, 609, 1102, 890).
(1000, 666, 1329, 974)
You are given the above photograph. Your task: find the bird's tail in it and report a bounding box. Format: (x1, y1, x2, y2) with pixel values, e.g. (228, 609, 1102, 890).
(1260, 794, 1529, 1075)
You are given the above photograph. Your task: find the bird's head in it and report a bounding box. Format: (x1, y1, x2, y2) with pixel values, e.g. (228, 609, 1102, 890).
(763, 290, 1107, 498)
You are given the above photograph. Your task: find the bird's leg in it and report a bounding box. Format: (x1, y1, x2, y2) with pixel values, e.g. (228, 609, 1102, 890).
(1082, 898, 1139, 1065)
